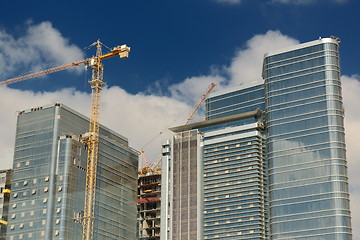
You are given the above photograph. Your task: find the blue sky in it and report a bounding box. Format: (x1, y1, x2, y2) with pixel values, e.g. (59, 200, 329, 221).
(1, 0, 359, 93)
(1, 0, 360, 236)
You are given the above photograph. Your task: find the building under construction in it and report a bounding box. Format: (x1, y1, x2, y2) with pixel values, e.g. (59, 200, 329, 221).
(137, 152, 163, 239)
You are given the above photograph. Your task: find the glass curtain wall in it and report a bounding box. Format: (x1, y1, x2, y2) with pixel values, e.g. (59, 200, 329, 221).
(263, 38, 352, 240)
(7, 104, 138, 240)
(206, 83, 265, 120)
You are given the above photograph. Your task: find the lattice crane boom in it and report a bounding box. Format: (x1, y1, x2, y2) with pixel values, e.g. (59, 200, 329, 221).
(0, 40, 131, 240)
(0, 59, 87, 86)
(185, 82, 217, 124)
(0, 43, 130, 87)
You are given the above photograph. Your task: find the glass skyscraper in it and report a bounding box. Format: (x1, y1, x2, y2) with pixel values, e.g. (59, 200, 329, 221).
(263, 37, 352, 239)
(163, 37, 352, 240)
(7, 103, 138, 240)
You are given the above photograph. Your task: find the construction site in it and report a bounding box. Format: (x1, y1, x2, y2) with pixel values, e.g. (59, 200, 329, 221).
(0, 38, 217, 240)
(137, 160, 162, 240)
(0, 41, 138, 240)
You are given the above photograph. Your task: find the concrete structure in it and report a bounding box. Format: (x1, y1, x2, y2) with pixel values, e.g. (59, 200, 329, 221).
(138, 169, 161, 239)
(160, 140, 171, 240)
(6, 103, 138, 240)
(162, 37, 352, 240)
(0, 169, 12, 240)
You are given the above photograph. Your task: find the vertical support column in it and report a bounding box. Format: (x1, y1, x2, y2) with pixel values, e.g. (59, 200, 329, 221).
(197, 131, 204, 240)
(59, 136, 73, 240)
(45, 104, 61, 240)
(160, 140, 171, 240)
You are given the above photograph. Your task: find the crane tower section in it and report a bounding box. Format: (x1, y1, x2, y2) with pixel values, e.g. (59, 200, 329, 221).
(82, 40, 130, 240)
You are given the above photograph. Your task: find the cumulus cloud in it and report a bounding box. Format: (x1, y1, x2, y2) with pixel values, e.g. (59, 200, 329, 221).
(169, 75, 226, 104)
(342, 74, 360, 238)
(227, 30, 299, 85)
(169, 30, 299, 102)
(215, 0, 243, 4)
(272, 0, 347, 5)
(0, 21, 84, 79)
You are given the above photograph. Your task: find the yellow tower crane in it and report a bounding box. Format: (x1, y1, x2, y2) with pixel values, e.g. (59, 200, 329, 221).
(0, 40, 131, 240)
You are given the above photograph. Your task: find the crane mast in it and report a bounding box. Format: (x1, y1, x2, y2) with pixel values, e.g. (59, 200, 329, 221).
(0, 40, 130, 240)
(82, 40, 105, 240)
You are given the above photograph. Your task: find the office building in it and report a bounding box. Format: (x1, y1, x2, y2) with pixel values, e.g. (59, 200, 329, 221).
(163, 37, 352, 240)
(7, 103, 138, 240)
(0, 169, 12, 240)
(263, 37, 352, 239)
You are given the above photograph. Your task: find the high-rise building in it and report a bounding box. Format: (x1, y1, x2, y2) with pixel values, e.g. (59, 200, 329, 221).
(163, 37, 352, 240)
(0, 169, 12, 240)
(169, 108, 267, 240)
(6, 103, 138, 240)
(263, 37, 352, 239)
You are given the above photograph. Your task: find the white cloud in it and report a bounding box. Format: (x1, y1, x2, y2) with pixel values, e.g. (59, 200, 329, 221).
(215, 0, 243, 5)
(342, 74, 360, 238)
(169, 30, 299, 103)
(227, 30, 299, 86)
(0, 21, 84, 79)
(169, 75, 226, 105)
(272, 0, 347, 5)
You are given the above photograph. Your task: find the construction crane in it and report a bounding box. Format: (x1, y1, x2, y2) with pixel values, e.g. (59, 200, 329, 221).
(138, 83, 217, 176)
(139, 150, 153, 176)
(138, 131, 163, 176)
(185, 82, 217, 124)
(0, 40, 130, 240)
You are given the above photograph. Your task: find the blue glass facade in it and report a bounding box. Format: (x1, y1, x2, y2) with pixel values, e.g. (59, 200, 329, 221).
(7, 103, 138, 240)
(206, 83, 265, 120)
(166, 37, 352, 240)
(263, 38, 352, 239)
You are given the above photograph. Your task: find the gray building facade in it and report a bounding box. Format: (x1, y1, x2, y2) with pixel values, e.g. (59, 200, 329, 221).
(6, 103, 138, 240)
